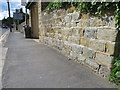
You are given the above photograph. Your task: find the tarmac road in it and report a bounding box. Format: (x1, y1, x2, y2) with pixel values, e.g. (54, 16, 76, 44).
(0, 28, 8, 37)
(2, 32, 116, 88)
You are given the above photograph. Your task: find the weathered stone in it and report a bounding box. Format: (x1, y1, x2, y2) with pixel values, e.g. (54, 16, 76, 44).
(70, 22, 76, 27)
(95, 52, 113, 67)
(81, 14, 89, 19)
(63, 42, 72, 56)
(89, 39, 105, 52)
(105, 42, 115, 55)
(80, 37, 89, 47)
(64, 15, 72, 22)
(89, 17, 106, 27)
(62, 28, 72, 36)
(72, 28, 80, 35)
(66, 6, 76, 13)
(55, 18, 62, 23)
(84, 27, 97, 39)
(97, 29, 118, 41)
(83, 47, 95, 59)
(77, 20, 82, 27)
(85, 59, 99, 70)
(81, 19, 90, 27)
(69, 51, 77, 59)
(69, 35, 80, 44)
(54, 33, 58, 39)
(71, 44, 83, 55)
(58, 34, 62, 40)
(66, 23, 71, 28)
(71, 12, 80, 21)
(79, 28, 84, 37)
(57, 9, 66, 16)
(77, 54, 85, 62)
(99, 66, 111, 77)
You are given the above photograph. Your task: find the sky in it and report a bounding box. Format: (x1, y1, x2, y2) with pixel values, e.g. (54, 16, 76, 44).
(0, 0, 26, 20)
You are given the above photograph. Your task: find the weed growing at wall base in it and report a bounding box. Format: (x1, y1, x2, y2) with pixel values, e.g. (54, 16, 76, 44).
(109, 56, 120, 85)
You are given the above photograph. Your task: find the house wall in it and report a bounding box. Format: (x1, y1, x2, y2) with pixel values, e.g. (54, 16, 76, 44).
(29, 3, 39, 38)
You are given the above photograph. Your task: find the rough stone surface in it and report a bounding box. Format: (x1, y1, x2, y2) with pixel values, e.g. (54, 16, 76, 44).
(99, 66, 111, 77)
(71, 12, 80, 21)
(89, 39, 105, 52)
(85, 59, 99, 70)
(83, 47, 95, 59)
(105, 42, 115, 55)
(97, 29, 118, 41)
(95, 52, 113, 67)
(77, 54, 85, 62)
(84, 27, 97, 39)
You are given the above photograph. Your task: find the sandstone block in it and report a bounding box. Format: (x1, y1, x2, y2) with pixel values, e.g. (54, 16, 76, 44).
(69, 51, 77, 59)
(64, 15, 72, 22)
(72, 28, 80, 35)
(70, 22, 76, 27)
(84, 27, 97, 39)
(57, 9, 66, 16)
(77, 54, 85, 62)
(99, 66, 111, 77)
(83, 47, 95, 59)
(89, 39, 105, 52)
(71, 44, 83, 55)
(68, 36, 80, 44)
(85, 59, 99, 70)
(105, 42, 115, 55)
(80, 37, 89, 47)
(81, 19, 90, 27)
(71, 12, 80, 21)
(97, 29, 118, 41)
(95, 52, 113, 67)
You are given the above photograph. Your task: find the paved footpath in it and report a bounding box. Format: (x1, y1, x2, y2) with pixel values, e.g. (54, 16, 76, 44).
(2, 32, 116, 88)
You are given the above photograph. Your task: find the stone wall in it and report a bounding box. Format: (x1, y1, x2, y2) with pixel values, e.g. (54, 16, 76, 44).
(39, 9, 120, 77)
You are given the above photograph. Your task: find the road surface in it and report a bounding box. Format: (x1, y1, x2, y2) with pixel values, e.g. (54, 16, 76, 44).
(0, 28, 8, 37)
(2, 32, 116, 88)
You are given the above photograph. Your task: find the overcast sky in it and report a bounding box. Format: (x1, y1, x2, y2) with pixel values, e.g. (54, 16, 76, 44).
(0, 0, 26, 20)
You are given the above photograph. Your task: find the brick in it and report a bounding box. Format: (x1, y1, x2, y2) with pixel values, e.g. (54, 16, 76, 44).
(83, 47, 95, 59)
(95, 52, 113, 67)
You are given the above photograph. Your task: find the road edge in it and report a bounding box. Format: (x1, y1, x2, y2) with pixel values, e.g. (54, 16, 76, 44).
(0, 30, 10, 89)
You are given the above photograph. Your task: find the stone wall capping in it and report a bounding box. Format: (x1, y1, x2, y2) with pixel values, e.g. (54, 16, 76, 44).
(97, 26, 116, 30)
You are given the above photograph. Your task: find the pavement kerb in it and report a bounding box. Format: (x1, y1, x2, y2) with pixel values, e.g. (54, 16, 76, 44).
(0, 30, 10, 45)
(0, 29, 10, 89)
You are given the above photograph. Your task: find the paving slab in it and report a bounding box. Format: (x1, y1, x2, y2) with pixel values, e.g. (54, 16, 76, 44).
(2, 32, 116, 88)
